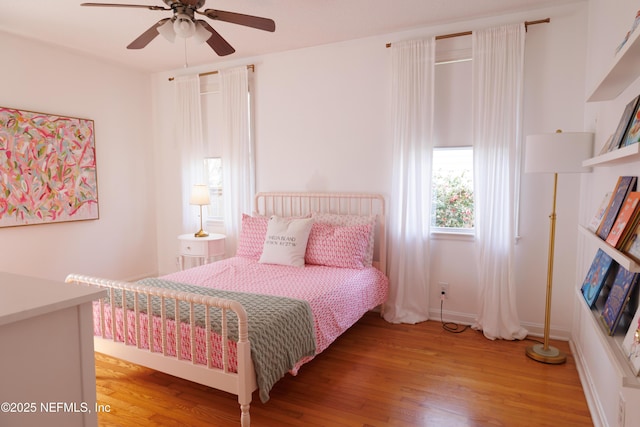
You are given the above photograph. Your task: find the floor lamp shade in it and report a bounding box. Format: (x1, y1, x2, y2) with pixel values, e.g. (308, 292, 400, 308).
(524, 131, 593, 364)
(525, 132, 593, 174)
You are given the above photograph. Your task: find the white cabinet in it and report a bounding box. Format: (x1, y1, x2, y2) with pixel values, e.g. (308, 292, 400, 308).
(0, 272, 106, 427)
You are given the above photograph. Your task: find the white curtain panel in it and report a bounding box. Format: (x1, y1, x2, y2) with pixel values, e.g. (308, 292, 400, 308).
(220, 66, 255, 255)
(384, 38, 435, 324)
(472, 23, 528, 340)
(174, 75, 205, 234)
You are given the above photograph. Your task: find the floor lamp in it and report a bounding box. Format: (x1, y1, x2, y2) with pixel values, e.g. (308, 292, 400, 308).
(524, 130, 593, 364)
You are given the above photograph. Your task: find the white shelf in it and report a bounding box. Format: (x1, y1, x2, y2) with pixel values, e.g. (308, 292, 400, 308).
(583, 143, 640, 167)
(588, 26, 640, 102)
(575, 288, 640, 388)
(578, 225, 640, 272)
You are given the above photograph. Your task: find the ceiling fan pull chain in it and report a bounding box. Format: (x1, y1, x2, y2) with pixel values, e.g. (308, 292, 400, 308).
(183, 37, 189, 68)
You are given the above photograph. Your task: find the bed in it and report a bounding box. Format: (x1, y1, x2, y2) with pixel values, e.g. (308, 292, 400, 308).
(66, 192, 388, 427)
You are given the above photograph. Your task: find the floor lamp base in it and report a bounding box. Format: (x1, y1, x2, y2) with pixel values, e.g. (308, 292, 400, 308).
(525, 343, 566, 365)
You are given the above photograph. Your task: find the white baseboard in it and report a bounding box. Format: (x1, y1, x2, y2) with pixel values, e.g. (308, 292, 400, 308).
(569, 339, 606, 427)
(428, 307, 476, 326)
(429, 308, 572, 341)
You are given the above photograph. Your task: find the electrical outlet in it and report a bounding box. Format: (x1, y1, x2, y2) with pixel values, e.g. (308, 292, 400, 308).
(618, 392, 625, 427)
(439, 282, 449, 299)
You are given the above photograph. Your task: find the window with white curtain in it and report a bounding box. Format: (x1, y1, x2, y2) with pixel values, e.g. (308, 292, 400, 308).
(431, 37, 474, 233)
(204, 157, 223, 219)
(200, 74, 224, 222)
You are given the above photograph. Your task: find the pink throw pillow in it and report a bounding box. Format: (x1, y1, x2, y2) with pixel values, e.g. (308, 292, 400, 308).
(236, 214, 269, 260)
(305, 222, 371, 269)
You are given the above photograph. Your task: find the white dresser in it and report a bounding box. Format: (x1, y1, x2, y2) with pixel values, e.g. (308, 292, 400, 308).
(0, 272, 106, 427)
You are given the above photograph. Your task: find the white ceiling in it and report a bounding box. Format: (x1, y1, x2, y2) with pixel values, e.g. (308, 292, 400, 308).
(1, 0, 580, 73)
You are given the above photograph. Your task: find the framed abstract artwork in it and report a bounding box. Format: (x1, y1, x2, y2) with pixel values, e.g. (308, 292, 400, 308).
(0, 107, 99, 227)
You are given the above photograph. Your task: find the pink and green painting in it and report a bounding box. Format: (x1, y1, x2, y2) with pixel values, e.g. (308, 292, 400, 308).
(0, 107, 98, 227)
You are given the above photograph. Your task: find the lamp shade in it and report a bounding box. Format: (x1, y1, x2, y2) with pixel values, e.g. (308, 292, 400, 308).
(189, 184, 210, 206)
(525, 131, 593, 174)
(158, 18, 176, 43)
(174, 13, 196, 38)
(193, 21, 212, 43)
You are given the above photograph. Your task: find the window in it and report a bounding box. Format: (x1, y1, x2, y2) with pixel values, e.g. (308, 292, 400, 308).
(204, 157, 223, 220)
(431, 147, 474, 231)
(431, 37, 474, 233)
(201, 74, 224, 222)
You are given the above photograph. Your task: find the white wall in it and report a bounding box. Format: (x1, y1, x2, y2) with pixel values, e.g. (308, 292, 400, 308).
(518, 3, 590, 337)
(151, 2, 590, 340)
(0, 32, 157, 282)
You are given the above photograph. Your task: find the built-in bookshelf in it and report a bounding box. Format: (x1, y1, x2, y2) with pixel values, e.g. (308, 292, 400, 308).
(578, 186, 640, 392)
(577, 20, 640, 420)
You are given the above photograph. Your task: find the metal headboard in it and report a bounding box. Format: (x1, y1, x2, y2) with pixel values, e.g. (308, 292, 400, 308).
(254, 192, 386, 274)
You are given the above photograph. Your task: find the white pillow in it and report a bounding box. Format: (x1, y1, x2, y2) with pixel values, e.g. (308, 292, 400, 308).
(258, 216, 314, 267)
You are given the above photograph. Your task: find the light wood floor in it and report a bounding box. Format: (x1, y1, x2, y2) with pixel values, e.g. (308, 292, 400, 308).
(94, 312, 593, 426)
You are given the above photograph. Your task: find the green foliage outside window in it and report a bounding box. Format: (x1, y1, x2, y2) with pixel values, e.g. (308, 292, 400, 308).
(432, 169, 474, 228)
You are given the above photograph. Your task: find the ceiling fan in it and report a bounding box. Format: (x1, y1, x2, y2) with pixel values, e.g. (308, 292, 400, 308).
(81, 1, 276, 56)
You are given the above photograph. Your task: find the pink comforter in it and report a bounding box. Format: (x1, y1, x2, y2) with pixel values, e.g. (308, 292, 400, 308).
(161, 257, 389, 360)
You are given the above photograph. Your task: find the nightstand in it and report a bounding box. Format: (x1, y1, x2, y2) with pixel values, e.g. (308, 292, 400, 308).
(178, 233, 226, 270)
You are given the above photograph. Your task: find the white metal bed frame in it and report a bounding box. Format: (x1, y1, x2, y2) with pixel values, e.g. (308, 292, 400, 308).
(66, 192, 386, 427)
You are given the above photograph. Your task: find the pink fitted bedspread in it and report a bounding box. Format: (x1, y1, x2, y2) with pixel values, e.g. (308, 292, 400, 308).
(94, 257, 388, 386)
(161, 256, 389, 359)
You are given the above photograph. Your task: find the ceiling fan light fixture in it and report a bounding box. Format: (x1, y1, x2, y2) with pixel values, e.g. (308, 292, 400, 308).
(193, 21, 212, 43)
(157, 18, 176, 42)
(173, 13, 195, 38)
(81, 1, 275, 56)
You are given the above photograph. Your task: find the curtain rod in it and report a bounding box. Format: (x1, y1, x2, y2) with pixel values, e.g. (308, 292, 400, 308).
(385, 18, 550, 48)
(168, 64, 254, 81)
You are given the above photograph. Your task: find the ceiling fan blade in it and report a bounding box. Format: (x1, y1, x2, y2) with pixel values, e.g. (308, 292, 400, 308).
(200, 9, 276, 32)
(81, 3, 169, 11)
(197, 20, 235, 56)
(127, 18, 170, 49)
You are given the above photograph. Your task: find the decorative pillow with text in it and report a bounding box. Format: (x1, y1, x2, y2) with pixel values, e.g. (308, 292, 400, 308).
(258, 216, 314, 267)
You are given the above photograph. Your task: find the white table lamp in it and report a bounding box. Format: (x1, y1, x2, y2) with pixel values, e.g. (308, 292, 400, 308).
(189, 184, 211, 238)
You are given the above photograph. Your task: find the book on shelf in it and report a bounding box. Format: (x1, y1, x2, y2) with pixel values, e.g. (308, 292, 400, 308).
(597, 134, 615, 155)
(587, 191, 613, 233)
(581, 249, 616, 308)
(611, 95, 640, 150)
(623, 220, 640, 263)
(621, 306, 640, 375)
(601, 266, 639, 335)
(597, 176, 638, 240)
(622, 99, 640, 147)
(605, 191, 640, 248)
